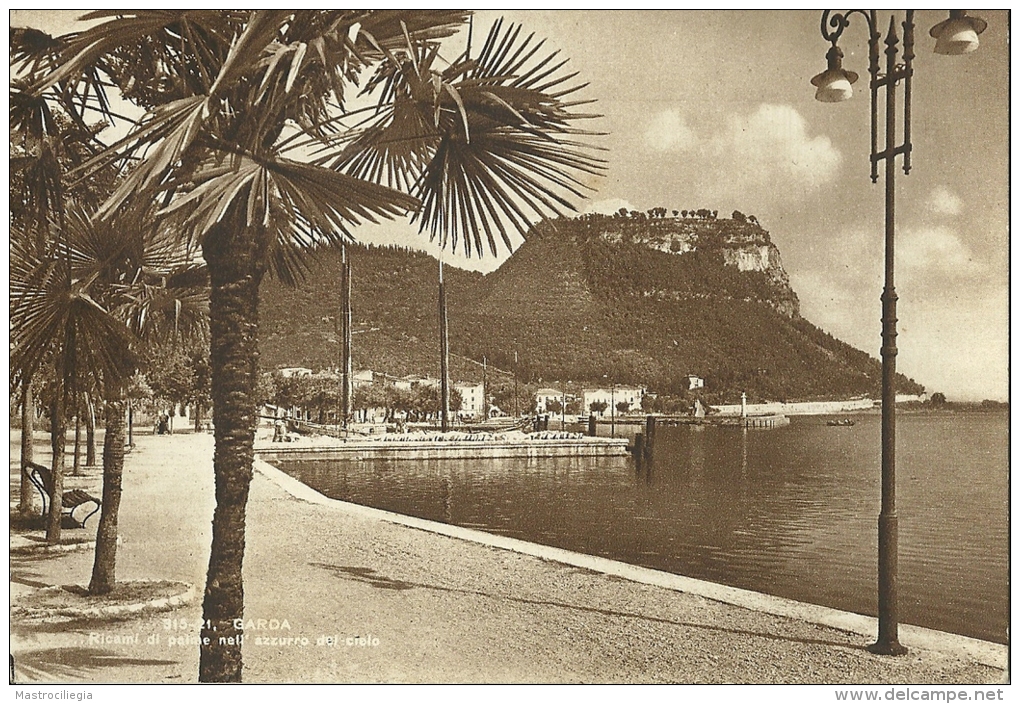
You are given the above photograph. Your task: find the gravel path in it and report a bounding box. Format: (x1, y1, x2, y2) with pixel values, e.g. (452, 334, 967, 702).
(9, 431, 1007, 684)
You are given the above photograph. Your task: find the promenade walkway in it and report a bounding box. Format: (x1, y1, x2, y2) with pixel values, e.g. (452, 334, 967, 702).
(9, 431, 1007, 684)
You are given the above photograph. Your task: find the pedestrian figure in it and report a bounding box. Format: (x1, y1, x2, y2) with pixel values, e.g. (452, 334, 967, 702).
(273, 418, 285, 442)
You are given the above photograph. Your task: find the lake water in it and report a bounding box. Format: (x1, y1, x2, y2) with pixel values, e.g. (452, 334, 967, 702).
(276, 411, 1009, 644)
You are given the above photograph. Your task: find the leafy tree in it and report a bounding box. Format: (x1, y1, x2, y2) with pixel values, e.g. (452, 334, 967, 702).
(589, 400, 608, 414)
(491, 380, 535, 417)
(616, 401, 630, 414)
(188, 348, 212, 431)
(145, 345, 198, 428)
(24, 10, 601, 681)
(255, 372, 278, 410)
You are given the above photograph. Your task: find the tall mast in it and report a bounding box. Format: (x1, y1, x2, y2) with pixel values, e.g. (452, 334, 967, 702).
(439, 259, 450, 432)
(339, 245, 353, 431)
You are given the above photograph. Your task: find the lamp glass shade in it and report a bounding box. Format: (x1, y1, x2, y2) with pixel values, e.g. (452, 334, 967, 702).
(812, 69, 855, 103)
(931, 15, 987, 55)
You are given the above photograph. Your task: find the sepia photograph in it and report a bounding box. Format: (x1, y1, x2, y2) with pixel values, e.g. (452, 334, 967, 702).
(8, 9, 1009, 697)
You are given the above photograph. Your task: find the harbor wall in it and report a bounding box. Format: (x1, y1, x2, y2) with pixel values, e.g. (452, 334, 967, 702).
(258, 436, 630, 462)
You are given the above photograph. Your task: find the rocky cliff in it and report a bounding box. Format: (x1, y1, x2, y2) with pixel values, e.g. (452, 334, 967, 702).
(579, 213, 800, 317)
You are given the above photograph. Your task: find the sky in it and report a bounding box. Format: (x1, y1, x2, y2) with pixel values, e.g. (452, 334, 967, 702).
(466, 10, 1010, 403)
(10, 10, 1009, 402)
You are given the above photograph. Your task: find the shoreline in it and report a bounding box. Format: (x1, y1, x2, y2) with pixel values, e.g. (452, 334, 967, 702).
(10, 431, 1007, 684)
(254, 454, 1007, 671)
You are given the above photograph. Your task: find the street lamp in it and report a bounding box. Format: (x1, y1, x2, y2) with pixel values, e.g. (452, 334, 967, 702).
(610, 382, 616, 438)
(811, 9, 986, 656)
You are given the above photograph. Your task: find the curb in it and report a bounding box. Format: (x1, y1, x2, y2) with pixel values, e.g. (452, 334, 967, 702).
(254, 456, 1008, 672)
(10, 539, 96, 556)
(13, 581, 197, 622)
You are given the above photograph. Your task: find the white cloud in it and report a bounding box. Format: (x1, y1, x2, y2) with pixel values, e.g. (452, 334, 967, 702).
(643, 109, 697, 152)
(927, 186, 963, 216)
(711, 104, 842, 191)
(641, 104, 841, 208)
(898, 225, 979, 282)
(582, 197, 638, 216)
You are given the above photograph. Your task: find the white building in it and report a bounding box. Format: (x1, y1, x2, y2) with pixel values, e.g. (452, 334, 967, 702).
(455, 381, 486, 419)
(393, 374, 439, 391)
(534, 388, 565, 414)
(686, 374, 705, 391)
(277, 367, 313, 378)
(582, 386, 644, 416)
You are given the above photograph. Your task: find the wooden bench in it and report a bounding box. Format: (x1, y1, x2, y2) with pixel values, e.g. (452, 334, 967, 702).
(22, 461, 102, 528)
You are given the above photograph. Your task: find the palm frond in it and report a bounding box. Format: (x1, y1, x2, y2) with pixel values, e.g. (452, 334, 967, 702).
(336, 17, 604, 259)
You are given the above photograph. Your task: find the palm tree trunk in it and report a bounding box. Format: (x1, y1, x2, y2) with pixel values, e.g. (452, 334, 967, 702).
(47, 394, 66, 544)
(73, 412, 82, 476)
(86, 396, 97, 467)
(198, 221, 266, 683)
(19, 378, 35, 517)
(89, 386, 125, 595)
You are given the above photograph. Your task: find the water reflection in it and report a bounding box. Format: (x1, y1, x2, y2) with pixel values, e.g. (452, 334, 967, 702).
(280, 412, 1008, 644)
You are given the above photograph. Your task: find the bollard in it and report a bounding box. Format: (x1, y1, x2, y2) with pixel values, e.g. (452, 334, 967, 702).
(633, 432, 644, 459)
(588, 414, 597, 437)
(644, 415, 656, 459)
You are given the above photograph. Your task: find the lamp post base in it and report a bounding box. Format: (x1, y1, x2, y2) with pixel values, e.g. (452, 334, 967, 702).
(868, 640, 908, 656)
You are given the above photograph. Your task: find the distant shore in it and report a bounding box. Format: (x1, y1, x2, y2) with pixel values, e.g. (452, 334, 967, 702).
(711, 397, 880, 417)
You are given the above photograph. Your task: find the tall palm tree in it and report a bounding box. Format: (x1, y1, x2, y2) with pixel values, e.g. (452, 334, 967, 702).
(11, 26, 118, 521)
(27, 10, 603, 681)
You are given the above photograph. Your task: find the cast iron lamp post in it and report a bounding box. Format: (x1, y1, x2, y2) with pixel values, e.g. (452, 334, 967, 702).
(811, 9, 986, 656)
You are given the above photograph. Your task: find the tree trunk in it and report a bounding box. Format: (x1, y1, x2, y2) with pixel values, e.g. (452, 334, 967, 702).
(73, 413, 82, 476)
(47, 394, 66, 544)
(86, 395, 97, 467)
(198, 220, 266, 683)
(19, 379, 35, 517)
(89, 386, 126, 595)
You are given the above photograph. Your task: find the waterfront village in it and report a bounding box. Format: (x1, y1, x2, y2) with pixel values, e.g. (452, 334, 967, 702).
(248, 365, 925, 438)
(268, 365, 666, 427)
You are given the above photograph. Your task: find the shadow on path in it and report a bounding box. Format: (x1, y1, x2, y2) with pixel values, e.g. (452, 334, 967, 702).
(311, 563, 415, 591)
(12, 648, 178, 683)
(312, 562, 866, 652)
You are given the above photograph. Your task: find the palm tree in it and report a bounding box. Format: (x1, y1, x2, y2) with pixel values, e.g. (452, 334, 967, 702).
(12, 28, 205, 571)
(10, 210, 138, 543)
(28, 10, 603, 682)
(10, 202, 208, 564)
(10, 57, 92, 518)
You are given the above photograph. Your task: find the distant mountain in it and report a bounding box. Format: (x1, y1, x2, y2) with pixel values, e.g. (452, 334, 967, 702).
(258, 213, 924, 402)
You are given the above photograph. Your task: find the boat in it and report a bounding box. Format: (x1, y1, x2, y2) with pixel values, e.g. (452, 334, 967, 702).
(827, 418, 856, 427)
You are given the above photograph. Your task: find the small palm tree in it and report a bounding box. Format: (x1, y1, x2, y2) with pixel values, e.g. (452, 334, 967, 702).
(10, 209, 139, 543)
(11, 203, 208, 569)
(27, 10, 603, 681)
